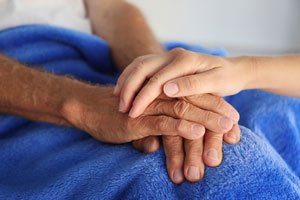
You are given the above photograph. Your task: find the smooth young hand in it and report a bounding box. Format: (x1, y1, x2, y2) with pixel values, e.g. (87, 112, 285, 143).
(114, 48, 253, 118)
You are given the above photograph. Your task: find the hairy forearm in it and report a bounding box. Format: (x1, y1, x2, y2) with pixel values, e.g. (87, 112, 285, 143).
(245, 55, 300, 97)
(85, 0, 165, 70)
(0, 54, 92, 126)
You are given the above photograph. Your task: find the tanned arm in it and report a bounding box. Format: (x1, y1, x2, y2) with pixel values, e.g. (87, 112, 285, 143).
(0, 0, 165, 125)
(0, 54, 78, 126)
(85, 0, 165, 70)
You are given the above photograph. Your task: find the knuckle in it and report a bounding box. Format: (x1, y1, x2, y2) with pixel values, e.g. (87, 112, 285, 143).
(185, 76, 200, 91)
(168, 153, 184, 163)
(215, 96, 226, 111)
(181, 94, 204, 105)
(175, 119, 186, 133)
(124, 117, 136, 133)
(148, 73, 162, 86)
(171, 47, 185, 55)
(174, 100, 190, 118)
(207, 132, 224, 143)
(155, 116, 169, 131)
(134, 60, 148, 73)
(182, 95, 196, 102)
(173, 49, 197, 66)
(188, 147, 203, 158)
(186, 140, 204, 155)
(203, 111, 215, 123)
(163, 135, 180, 143)
(175, 50, 194, 63)
(145, 100, 161, 114)
(164, 137, 184, 156)
(133, 56, 145, 64)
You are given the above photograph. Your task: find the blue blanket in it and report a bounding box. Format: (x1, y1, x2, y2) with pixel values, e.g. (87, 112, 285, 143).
(0, 25, 299, 200)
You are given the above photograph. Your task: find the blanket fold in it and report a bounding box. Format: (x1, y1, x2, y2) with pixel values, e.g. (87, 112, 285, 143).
(0, 25, 299, 200)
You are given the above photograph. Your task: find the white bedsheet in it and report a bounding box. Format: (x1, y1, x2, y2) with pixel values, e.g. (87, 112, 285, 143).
(0, 0, 91, 33)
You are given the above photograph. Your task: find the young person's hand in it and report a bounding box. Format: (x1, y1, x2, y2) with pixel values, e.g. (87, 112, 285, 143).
(114, 48, 253, 118)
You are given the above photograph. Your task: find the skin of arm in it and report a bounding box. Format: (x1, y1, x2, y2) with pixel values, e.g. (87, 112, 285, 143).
(246, 55, 300, 98)
(85, 0, 165, 70)
(0, 54, 72, 126)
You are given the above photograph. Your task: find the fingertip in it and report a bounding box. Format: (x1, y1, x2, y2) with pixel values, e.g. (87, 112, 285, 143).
(191, 124, 205, 138)
(143, 137, 160, 154)
(224, 132, 240, 144)
(224, 132, 238, 144)
(184, 166, 201, 183)
(179, 123, 205, 140)
(132, 137, 160, 154)
(129, 104, 145, 118)
(113, 84, 120, 96)
(172, 169, 185, 184)
(128, 106, 139, 118)
(118, 99, 127, 113)
(203, 148, 222, 167)
(163, 82, 179, 97)
(219, 117, 234, 132)
(229, 109, 240, 123)
(223, 124, 241, 144)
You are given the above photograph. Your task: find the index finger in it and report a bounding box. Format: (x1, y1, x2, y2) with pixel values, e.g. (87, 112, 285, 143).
(182, 94, 240, 123)
(128, 50, 200, 118)
(119, 55, 170, 112)
(136, 115, 205, 140)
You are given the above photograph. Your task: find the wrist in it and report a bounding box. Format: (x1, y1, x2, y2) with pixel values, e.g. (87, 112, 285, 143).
(236, 56, 259, 90)
(60, 80, 108, 126)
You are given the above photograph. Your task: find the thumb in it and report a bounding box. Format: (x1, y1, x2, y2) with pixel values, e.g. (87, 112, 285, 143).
(163, 73, 215, 97)
(132, 136, 161, 154)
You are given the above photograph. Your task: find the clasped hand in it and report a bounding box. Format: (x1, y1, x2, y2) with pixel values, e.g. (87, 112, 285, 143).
(62, 86, 240, 183)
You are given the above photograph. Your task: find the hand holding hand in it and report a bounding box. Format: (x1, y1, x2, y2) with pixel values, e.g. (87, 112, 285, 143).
(61, 86, 206, 143)
(114, 48, 253, 118)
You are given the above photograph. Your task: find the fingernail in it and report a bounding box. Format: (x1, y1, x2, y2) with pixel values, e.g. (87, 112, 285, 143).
(206, 149, 218, 162)
(219, 117, 233, 131)
(113, 84, 119, 95)
(192, 124, 205, 137)
(164, 82, 179, 96)
(173, 169, 184, 183)
(227, 132, 237, 141)
(119, 99, 125, 112)
(187, 166, 200, 180)
(229, 109, 239, 122)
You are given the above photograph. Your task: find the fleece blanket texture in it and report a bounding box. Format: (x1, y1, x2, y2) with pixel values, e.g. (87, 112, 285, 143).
(0, 25, 299, 200)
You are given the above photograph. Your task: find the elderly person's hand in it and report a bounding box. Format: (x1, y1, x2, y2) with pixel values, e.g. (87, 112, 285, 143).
(132, 94, 240, 184)
(61, 86, 214, 143)
(61, 86, 240, 184)
(114, 48, 250, 118)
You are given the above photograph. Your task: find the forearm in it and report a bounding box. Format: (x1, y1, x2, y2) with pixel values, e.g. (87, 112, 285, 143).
(0, 54, 94, 126)
(245, 55, 300, 97)
(85, 0, 165, 70)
